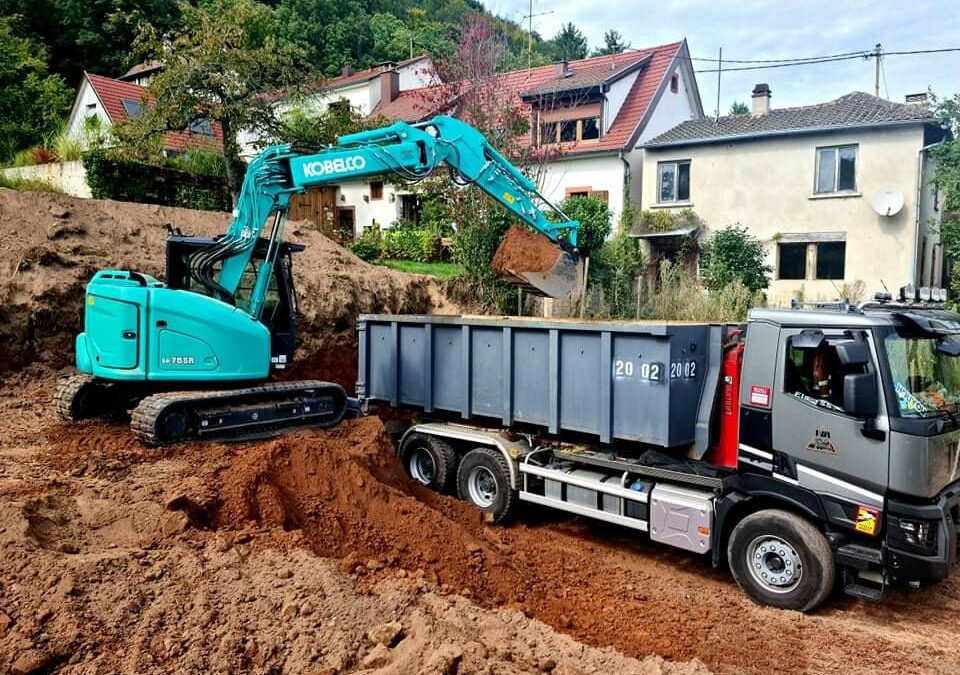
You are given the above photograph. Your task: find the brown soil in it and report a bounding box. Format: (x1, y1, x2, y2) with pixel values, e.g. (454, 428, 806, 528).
(490, 225, 563, 274)
(3, 191, 960, 675)
(0, 188, 456, 382)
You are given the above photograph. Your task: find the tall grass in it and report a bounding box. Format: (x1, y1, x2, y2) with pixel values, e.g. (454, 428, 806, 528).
(645, 260, 762, 322)
(0, 174, 63, 193)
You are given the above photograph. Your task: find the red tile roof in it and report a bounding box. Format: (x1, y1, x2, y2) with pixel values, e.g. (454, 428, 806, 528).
(85, 73, 223, 152)
(371, 42, 684, 155)
(323, 55, 432, 90)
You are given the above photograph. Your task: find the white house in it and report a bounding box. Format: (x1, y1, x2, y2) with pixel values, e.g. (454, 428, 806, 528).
(369, 41, 703, 235)
(639, 85, 949, 305)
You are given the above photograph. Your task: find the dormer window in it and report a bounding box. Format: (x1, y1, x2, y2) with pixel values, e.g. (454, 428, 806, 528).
(538, 115, 601, 145)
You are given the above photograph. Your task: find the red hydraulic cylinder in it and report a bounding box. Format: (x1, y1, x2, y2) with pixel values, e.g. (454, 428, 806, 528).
(710, 334, 745, 469)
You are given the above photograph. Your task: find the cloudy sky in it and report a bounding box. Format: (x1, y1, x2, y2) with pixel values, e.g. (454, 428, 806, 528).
(482, 0, 960, 113)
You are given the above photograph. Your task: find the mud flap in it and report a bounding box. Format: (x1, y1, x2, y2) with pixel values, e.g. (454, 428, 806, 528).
(491, 225, 583, 299)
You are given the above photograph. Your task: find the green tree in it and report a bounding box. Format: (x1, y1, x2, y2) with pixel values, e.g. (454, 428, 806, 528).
(0, 16, 72, 160)
(729, 101, 749, 115)
(276, 99, 387, 147)
(700, 225, 772, 293)
(558, 195, 611, 259)
(548, 22, 588, 61)
(928, 91, 960, 303)
(591, 29, 629, 56)
(1, 0, 182, 84)
(121, 0, 309, 200)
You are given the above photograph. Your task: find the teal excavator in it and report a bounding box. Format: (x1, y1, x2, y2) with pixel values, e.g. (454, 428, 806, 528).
(55, 115, 581, 444)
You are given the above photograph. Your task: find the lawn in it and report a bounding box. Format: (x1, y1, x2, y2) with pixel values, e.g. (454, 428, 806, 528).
(376, 259, 463, 280)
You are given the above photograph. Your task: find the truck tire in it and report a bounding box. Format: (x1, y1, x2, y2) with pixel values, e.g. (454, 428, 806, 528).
(399, 432, 457, 493)
(727, 509, 836, 612)
(456, 447, 517, 523)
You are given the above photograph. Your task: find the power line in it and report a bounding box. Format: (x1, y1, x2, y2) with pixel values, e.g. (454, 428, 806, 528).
(691, 46, 960, 73)
(688, 49, 869, 64)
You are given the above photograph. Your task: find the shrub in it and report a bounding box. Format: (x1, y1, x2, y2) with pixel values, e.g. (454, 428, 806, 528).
(347, 229, 382, 262)
(645, 260, 761, 322)
(31, 147, 57, 164)
(558, 195, 611, 259)
(593, 220, 646, 318)
(171, 149, 227, 177)
(83, 150, 230, 211)
(52, 132, 83, 162)
(700, 224, 772, 293)
(11, 148, 37, 167)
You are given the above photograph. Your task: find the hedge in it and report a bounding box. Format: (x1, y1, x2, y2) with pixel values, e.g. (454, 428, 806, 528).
(83, 151, 231, 212)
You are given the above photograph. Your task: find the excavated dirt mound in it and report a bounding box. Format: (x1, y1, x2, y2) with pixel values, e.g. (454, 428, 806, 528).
(0, 189, 455, 382)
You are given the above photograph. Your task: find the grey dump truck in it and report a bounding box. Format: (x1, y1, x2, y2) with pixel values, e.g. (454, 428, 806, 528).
(356, 289, 960, 611)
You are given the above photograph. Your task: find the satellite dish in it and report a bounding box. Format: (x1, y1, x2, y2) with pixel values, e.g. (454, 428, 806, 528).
(871, 187, 904, 217)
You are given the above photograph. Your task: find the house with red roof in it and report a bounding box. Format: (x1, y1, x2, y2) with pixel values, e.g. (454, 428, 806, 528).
(65, 67, 223, 154)
(278, 41, 703, 238)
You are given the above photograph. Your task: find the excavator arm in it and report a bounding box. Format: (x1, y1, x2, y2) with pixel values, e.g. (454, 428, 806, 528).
(206, 115, 582, 320)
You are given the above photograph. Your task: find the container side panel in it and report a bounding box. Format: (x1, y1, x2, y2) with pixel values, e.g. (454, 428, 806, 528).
(432, 325, 463, 411)
(470, 327, 504, 417)
(398, 324, 426, 405)
(367, 322, 395, 401)
(666, 325, 711, 446)
(512, 329, 550, 425)
(559, 331, 601, 434)
(611, 334, 669, 444)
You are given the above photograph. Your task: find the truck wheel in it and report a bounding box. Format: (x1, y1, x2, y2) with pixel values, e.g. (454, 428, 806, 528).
(456, 447, 517, 523)
(727, 509, 836, 612)
(399, 432, 457, 492)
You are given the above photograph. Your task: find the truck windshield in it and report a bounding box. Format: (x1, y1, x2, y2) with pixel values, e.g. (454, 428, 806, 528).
(884, 333, 960, 418)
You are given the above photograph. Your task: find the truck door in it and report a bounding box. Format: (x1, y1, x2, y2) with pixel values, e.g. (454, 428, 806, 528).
(772, 328, 889, 500)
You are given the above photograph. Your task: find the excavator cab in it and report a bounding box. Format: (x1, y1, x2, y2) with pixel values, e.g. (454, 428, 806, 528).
(165, 234, 303, 370)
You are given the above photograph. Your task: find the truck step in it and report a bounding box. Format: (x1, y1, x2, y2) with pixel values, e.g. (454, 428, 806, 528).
(836, 543, 883, 569)
(843, 581, 884, 602)
(842, 568, 884, 602)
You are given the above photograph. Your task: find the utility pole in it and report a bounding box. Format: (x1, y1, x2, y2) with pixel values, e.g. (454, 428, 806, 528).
(715, 47, 722, 122)
(873, 43, 882, 97)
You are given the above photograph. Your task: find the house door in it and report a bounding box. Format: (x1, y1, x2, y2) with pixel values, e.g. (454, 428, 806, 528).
(335, 207, 355, 242)
(288, 187, 339, 238)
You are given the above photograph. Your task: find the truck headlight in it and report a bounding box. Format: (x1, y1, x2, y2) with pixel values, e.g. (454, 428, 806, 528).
(893, 516, 938, 552)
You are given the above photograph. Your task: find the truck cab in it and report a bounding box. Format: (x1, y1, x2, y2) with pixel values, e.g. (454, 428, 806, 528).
(741, 302, 960, 596)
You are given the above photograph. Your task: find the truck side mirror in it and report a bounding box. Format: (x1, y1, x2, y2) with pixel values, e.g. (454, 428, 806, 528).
(843, 372, 879, 418)
(835, 341, 870, 365)
(937, 336, 960, 357)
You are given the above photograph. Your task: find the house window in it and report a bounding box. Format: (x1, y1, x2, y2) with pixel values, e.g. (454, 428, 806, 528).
(329, 99, 350, 114)
(188, 119, 214, 137)
(815, 145, 857, 194)
(564, 186, 608, 204)
(121, 98, 143, 118)
(670, 74, 679, 94)
(369, 181, 384, 200)
(538, 117, 602, 145)
(85, 103, 97, 115)
(777, 241, 846, 280)
(658, 160, 690, 203)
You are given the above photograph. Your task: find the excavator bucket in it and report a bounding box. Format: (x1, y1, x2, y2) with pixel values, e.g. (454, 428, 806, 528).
(491, 225, 583, 299)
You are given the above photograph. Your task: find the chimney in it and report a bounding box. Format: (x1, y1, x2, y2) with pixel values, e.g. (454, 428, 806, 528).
(905, 92, 928, 105)
(380, 68, 400, 104)
(341, 64, 355, 77)
(751, 83, 772, 115)
(556, 60, 572, 78)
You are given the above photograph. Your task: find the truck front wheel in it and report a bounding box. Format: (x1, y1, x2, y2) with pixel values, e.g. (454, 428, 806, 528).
(456, 447, 517, 523)
(399, 432, 457, 493)
(727, 509, 836, 611)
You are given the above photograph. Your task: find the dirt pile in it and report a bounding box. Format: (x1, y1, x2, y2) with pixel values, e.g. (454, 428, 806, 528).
(0, 408, 706, 675)
(0, 189, 455, 382)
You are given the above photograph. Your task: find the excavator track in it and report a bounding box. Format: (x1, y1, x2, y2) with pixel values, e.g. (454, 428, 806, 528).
(55, 374, 130, 421)
(130, 380, 348, 446)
